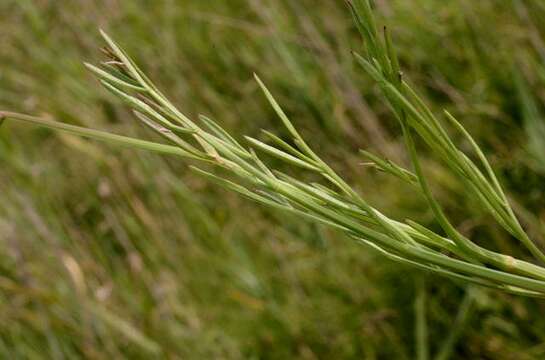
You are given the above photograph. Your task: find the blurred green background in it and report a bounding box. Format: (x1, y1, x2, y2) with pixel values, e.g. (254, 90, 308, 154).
(2, 0, 545, 358)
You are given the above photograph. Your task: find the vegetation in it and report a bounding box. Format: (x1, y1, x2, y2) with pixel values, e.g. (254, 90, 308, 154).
(2, 0, 545, 358)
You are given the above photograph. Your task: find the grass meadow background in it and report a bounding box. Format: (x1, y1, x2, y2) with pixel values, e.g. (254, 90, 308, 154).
(2, 0, 545, 358)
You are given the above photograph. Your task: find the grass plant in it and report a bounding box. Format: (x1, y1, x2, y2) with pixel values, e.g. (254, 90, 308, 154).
(3, 0, 545, 358)
(3, 0, 545, 298)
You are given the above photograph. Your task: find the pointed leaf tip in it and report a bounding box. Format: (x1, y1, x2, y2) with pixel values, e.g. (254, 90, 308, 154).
(253, 73, 265, 88)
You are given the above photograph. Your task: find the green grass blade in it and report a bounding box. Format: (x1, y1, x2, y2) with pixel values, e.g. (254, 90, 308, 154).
(0, 111, 190, 158)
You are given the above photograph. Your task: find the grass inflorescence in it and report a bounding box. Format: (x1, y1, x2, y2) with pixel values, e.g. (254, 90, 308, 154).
(5, 1, 545, 358)
(3, 0, 545, 299)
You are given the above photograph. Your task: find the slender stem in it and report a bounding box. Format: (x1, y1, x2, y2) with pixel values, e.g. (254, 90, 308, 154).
(434, 288, 475, 360)
(0, 111, 196, 159)
(415, 278, 429, 360)
(402, 121, 545, 280)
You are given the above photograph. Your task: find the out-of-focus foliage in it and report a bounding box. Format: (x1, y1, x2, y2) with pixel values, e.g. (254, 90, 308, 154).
(1, 0, 545, 358)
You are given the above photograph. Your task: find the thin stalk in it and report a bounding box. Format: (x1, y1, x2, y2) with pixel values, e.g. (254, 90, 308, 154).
(403, 122, 545, 280)
(415, 278, 429, 360)
(0, 111, 199, 159)
(434, 288, 475, 360)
